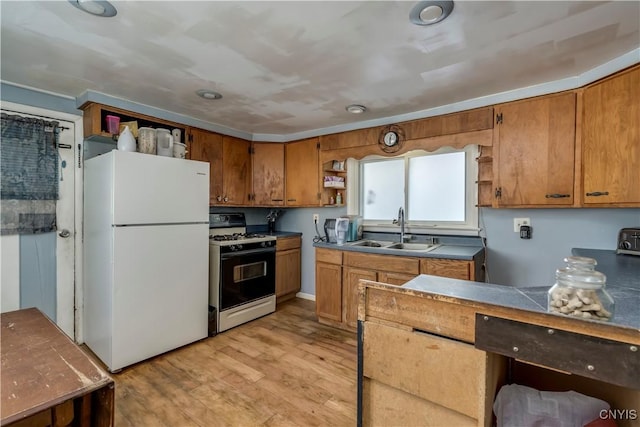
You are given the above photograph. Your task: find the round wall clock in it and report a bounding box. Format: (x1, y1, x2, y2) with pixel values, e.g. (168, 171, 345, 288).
(378, 124, 405, 153)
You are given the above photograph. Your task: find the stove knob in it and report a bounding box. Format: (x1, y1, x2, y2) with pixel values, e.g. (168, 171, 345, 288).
(261, 241, 267, 247)
(236, 244, 243, 251)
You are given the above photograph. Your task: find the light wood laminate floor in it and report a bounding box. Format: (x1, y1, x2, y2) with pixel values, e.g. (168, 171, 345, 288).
(112, 298, 357, 426)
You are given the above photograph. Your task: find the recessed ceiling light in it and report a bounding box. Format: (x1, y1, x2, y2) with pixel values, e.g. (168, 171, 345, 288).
(196, 89, 223, 100)
(346, 104, 367, 114)
(410, 1, 454, 26)
(68, 0, 117, 17)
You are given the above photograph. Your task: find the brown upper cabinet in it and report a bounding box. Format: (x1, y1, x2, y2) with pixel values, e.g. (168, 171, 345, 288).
(493, 92, 576, 207)
(80, 102, 187, 141)
(188, 129, 251, 206)
(251, 143, 285, 206)
(188, 128, 223, 206)
(285, 137, 321, 206)
(221, 136, 252, 206)
(581, 65, 640, 206)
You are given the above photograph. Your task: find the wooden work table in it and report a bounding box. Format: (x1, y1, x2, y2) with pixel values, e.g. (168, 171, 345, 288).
(1, 308, 114, 427)
(357, 276, 640, 427)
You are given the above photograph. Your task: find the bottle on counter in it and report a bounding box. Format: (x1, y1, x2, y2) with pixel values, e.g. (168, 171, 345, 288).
(330, 196, 335, 205)
(336, 192, 342, 205)
(547, 256, 614, 321)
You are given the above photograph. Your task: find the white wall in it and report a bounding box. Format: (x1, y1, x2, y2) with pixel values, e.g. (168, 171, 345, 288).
(0, 235, 20, 311)
(277, 206, 347, 297)
(276, 206, 640, 297)
(480, 208, 640, 287)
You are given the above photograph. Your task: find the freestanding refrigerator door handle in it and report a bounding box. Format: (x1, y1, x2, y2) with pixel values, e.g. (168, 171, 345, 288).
(58, 229, 71, 238)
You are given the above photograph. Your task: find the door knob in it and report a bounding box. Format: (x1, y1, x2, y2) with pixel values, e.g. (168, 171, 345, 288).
(58, 229, 71, 238)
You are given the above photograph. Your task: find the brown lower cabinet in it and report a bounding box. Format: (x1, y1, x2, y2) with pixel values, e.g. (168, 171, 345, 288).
(362, 321, 501, 427)
(275, 236, 301, 303)
(315, 248, 483, 330)
(359, 280, 640, 427)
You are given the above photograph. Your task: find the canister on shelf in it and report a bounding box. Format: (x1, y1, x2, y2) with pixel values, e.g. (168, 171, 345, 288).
(547, 256, 614, 321)
(138, 127, 156, 154)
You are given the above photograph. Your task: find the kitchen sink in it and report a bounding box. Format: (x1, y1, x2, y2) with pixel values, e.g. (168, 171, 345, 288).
(349, 240, 392, 248)
(384, 243, 440, 252)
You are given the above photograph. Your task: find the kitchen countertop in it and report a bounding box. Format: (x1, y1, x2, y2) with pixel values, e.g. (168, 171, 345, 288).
(313, 240, 483, 260)
(267, 231, 303, 238)
(246, 225, 302, 238)
(402, 274, 640, 332)
(572, 248, 640, 290)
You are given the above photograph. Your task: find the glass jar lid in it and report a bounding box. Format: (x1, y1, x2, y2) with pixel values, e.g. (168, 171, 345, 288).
(556, 256, 606, 289)
(563, 256, 597, 271)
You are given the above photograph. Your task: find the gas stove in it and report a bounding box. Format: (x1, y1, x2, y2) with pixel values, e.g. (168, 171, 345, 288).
(208, 211, 276, 334)
(208, 213, 276, 247)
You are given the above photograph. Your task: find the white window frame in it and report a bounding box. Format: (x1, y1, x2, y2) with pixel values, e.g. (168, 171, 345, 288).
(347, 145, 479, 236)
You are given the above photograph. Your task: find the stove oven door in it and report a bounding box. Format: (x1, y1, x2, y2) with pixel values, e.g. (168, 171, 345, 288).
(219, 248, 276, 311)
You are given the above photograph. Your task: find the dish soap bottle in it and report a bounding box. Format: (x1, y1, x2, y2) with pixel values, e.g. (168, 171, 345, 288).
(336, 192, 342, 205)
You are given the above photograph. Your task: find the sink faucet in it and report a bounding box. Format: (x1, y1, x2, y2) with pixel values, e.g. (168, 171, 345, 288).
(397, 207, 405, 243)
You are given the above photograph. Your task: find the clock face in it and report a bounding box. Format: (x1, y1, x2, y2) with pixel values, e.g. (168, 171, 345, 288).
(383, 131, 398, 147)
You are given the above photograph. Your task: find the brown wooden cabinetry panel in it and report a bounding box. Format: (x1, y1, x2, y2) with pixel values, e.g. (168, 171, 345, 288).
(363, 322, 488, 421)
(493, 92, 576, 207)
(252, 143, 284, 206)
(276, 235, 301, 251)
(582, 66, 640, 206)
(420, 258, 472, 280)
(343, 267, 377, 328)
(404, 107, 494, 140)
(377, 272, 418, 286)
(315, 262, 342, 322)
(316, 248, 342, 265)
(81, 102, 186, 140)
(188, 128, 223, 205)
(316, 249, 479, 330)
(276, 236, 302, 302)
(285, 138, 320, 206)
(222, 136, 252, 205)
(343, 252, 419, 275)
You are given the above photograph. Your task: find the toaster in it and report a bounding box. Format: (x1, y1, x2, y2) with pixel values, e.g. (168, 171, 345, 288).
(616, 227, 640, 256)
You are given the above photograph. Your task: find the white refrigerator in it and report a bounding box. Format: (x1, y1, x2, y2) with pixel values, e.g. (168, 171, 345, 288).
(83, 150, 210, 372)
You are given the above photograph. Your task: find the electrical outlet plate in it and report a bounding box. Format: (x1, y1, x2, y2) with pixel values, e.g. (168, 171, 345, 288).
(313, 214, 319, 223)
(514, 217, 530, 232)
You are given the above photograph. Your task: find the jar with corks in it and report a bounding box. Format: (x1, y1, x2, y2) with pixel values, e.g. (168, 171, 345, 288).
(547, 256, 614, 321)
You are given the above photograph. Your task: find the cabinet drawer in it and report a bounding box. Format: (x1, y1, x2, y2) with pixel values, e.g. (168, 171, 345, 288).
(421, 258, 471, 280)
(276, 236, 301, 251)
(316, 248, 342, 265)
(378, 272, 418, 286)
(344, 252, 419, 274)
(363, 321, 488, 421)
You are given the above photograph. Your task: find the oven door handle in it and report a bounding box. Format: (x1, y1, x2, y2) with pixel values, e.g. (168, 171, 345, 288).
(220, 247, 276, 259)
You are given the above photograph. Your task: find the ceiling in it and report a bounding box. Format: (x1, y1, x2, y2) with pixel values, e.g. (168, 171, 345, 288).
(1, 1, 639, 140)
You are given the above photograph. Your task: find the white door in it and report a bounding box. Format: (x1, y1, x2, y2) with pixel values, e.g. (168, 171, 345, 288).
(0, 103, 78, 339)
(54, 118, 76, 338)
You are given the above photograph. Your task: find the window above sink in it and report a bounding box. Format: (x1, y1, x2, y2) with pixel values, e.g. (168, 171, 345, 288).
(347, 145, 480, 236)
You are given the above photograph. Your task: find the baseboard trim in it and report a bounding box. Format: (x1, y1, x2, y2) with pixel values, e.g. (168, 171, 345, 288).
(295, 292, 316, 302)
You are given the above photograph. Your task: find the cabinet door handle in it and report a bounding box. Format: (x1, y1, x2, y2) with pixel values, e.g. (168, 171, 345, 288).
(585, 191, 609, 197)
(272, 199, 284, 202)
(223, 196, 229, 202)
(287, 199, 297, 202)
(216, 195, 222, 202)
(545, 193, 571, 198)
